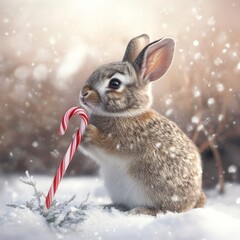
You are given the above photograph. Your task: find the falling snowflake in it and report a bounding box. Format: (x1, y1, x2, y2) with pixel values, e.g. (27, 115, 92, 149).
(195, 15, 202, 21)
(228, 165, 237, 174)
(193, 88, 201, 98)
(225, 43, 230, 48)
(232, 52, 237, 58)
(236, 62, 240, 71)
(49, 37, 56, 45)
(32, 141, 39, 148)
(165, 98, 172, 106)
(194, 52, 202, 60)
(207, 98, 215, 107)
(208, 134, 216, 141)
(50, 149, 60, 159)
(214, 58, 223, 66)
(155, 142, 161, 148)
(186, 124, 194, 132)
(216, 83, 225, 92)
(165, 109, 173, 117)
(197, 124, 204, 131)
(218, 114, 224, 122)
(191, 116, 200, 124)
(222, 48, 227, 54)
(208, 16, 215, 25)
(171, 194, 179, 202)
(193, 40, 199, 47)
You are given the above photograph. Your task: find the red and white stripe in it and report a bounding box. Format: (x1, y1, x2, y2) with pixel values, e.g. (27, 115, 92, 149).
(45, 107, 88, 210)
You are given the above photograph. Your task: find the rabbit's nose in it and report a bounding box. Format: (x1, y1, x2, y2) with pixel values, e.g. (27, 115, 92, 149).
(82, 91, 90, 98)
(80, 86, 100, 106)
(81, 86, 91, 98)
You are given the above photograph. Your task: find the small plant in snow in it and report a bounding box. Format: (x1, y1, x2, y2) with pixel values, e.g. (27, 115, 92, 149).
(7, 171, 89, 232)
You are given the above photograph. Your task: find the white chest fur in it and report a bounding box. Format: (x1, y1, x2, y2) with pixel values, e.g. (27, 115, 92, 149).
(79, 145, 153, 209)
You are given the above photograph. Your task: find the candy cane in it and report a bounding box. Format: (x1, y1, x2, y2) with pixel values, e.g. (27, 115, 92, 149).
(45, 107, 88, 210)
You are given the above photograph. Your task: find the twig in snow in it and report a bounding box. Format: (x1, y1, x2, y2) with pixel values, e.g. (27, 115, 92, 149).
(7, 171, 90, 232)
(19, 170, 45, 211)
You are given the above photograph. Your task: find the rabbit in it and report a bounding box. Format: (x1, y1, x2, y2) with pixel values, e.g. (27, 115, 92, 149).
(79, 34, 206, 215)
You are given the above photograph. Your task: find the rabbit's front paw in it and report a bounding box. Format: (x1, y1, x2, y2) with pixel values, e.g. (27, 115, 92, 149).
(128, 207, 161, 216)
(82, 124, 99, 144)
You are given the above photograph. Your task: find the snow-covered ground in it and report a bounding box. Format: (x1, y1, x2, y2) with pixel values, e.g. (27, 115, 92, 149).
(1, 174, 240, 240)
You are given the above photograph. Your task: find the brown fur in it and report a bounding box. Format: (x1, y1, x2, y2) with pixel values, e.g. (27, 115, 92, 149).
(82, 109, 204, 213)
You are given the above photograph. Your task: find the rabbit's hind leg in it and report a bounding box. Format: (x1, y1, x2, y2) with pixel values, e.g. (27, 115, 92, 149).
(194, 191, 206, 208)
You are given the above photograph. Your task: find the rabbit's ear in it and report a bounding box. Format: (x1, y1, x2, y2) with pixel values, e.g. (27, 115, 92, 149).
(122, 34, 150, 63)
(134, 38, 175, 82)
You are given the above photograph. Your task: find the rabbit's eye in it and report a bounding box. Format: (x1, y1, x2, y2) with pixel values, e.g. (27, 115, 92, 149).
(108, 78, 122, 90)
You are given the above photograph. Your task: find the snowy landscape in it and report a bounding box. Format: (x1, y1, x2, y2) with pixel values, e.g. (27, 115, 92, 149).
(1, 173, 240, 240)
(1, 0, 240, 239)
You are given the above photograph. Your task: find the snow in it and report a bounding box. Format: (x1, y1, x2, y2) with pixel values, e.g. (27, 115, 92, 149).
(32, 141, 39, 148)
(165, 108, 173, 116)
(216, 83, 225, 92)
(50, 149, 60, 159)
(1, 175, 240, 240)
(193, 40, 199, 47)
(207, 98, 215, 107)
(191, 116, 200, 124)
(218, 114, 224, 122)
(228, 165, 237, 174)
(165, 98, 172, 106)
(208, 16, 215, 26)
(155, 142, 162, 148)
(236, 62, 240, 71)
(193, 87, 201, 98)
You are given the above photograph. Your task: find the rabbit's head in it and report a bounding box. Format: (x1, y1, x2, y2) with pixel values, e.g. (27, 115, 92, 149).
(80, 34, 175, 117)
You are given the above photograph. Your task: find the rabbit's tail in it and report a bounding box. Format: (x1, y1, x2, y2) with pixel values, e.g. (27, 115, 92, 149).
(194, 191, 206, 208)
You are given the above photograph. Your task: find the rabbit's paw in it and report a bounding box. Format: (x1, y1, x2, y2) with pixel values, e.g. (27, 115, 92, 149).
(128, 207, 161, 216)
(82, 124, 99, 144)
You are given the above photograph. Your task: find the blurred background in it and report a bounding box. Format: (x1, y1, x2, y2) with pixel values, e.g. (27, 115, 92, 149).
(0, 0, 239, 189)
